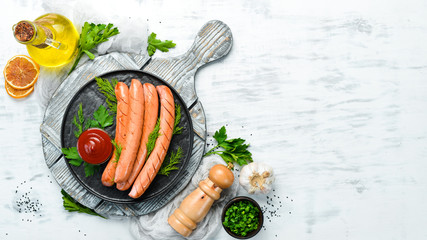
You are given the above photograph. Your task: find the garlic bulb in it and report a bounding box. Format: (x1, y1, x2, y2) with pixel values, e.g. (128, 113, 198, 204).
(239, 162, 275, 194)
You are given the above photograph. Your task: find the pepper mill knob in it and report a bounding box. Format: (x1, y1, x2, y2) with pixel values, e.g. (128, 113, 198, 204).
(208, 164, 234, 189)
(168, 164, 234, 237)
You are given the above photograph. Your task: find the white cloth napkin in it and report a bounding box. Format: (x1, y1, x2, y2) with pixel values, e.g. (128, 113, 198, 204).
(130, 155, 239, 240)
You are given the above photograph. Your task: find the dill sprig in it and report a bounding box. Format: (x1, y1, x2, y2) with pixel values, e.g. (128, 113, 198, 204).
(146, 118, 161, 160)
(111, 140, 122, 163)
(95, 77, 118, 114)
(72, 103, 85, 138)
(173, 103, 183, 135)
(158, 147, 183, 176)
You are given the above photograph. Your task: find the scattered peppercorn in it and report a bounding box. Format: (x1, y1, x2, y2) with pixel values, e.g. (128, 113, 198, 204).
(259, 189, 294, 239)
(13, 180, 44, 223)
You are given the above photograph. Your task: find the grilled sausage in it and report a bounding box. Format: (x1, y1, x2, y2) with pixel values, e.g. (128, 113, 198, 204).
(114, 79, 145, 185)
(128, 85, 175, 198)
(116, 83, 159, 191)
(101, 82, 129, 187)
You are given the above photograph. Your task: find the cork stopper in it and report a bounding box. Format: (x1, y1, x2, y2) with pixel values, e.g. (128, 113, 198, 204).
(14, 21, 35, 42)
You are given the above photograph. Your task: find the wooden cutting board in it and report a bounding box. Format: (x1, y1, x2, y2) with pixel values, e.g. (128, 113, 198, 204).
(39, 20, 232, 216)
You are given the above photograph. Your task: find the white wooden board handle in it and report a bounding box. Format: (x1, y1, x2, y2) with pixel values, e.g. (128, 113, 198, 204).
(143, 20, 233, 109)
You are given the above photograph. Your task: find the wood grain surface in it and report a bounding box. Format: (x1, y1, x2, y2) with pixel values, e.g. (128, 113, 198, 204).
(2, 0, 427, 239)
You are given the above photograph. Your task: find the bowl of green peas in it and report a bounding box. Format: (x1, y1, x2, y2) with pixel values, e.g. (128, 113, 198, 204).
(221, 196, 263, 239)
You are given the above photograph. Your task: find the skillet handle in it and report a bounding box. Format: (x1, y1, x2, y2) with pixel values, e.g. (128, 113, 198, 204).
(142, 20, 233, 108)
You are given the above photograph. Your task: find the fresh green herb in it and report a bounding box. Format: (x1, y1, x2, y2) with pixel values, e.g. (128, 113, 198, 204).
(158, 147, 183, 176)
(146, 118, 161, 159)
(173, 103, 183, 135)
(61, 189, 106, 219)
(61, 147, 83, 166)
(61, 147, 99, 177)
(222, 200, 260, 237)
(83, 162, 100, 177)
(204, 126, 252, 168)
(147, 32, 176, 56)
(72, 103, 85, 137)
(73, 103, 113, 134)
(95, 77, 118, 114)
(87, 119, 101, 129)
(68, 22, 120, 75)
(111, 140, 122, 163)
(93, 104, 114, 129)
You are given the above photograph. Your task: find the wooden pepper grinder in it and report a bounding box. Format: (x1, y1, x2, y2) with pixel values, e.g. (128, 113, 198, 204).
(168, 164, 234, 237)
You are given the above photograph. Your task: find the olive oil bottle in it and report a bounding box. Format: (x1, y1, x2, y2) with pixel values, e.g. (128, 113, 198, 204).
(13, 13, 79, 67)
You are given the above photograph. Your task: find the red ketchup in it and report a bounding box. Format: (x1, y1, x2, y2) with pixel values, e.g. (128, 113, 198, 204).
(77, 128, 113, 165)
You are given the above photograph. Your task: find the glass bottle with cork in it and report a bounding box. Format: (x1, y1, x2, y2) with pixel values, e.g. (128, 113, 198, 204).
(13, 13, 79, 67)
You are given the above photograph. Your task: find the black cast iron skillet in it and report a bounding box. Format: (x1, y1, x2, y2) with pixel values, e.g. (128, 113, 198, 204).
(60, 70, 194, 203)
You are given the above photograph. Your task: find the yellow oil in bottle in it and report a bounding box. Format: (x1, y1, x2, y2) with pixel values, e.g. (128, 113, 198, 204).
(13, 13, 79, 67)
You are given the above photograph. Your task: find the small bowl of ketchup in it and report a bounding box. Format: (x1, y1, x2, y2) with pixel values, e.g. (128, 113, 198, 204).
(77, 128, 113, 165)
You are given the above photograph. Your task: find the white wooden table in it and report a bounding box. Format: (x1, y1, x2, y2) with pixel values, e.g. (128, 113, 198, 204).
(1, 0, 427, 239)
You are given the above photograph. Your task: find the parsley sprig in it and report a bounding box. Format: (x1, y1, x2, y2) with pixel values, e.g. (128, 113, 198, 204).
(61, 147, 100, 177)
(147, 32, 176, 56)
(92, 105, 114, 129)
(204, 126, 253, 168)
(68, 22, 119, 75)
(158, 147, 183, 176)
(61, 189, 106, 219)
(62, 147, 83, 167)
